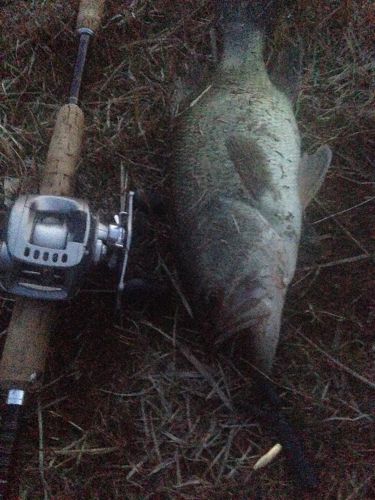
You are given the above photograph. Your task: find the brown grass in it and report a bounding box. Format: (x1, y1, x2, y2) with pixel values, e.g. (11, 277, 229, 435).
(1, 0, 374, 498)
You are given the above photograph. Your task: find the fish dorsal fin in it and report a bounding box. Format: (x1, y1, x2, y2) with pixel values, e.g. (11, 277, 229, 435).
(226, 135, 273, 201)
(298, 145, 332, 207)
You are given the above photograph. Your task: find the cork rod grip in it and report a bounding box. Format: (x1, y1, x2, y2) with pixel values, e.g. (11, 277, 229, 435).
(0, 105, 84, 389)
(40, 104, 84, 196)
(0, 300, 58, 389)
(76, 0, 105, 32)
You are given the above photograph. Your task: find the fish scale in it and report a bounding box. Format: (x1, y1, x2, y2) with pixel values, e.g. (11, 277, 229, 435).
(176, 88, 301, 210)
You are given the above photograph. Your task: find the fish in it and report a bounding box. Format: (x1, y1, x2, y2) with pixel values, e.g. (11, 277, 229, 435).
(170, 0, 332, 374)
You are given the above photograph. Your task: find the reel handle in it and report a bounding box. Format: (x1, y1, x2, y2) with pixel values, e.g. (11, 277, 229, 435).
(77, 0, 106, 32)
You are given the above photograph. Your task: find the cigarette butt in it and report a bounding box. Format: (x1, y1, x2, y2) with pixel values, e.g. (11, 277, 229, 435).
(253, 443, 283, 470)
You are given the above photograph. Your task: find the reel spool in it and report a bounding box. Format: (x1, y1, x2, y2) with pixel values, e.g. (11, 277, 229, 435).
(0, 193, 134, 301)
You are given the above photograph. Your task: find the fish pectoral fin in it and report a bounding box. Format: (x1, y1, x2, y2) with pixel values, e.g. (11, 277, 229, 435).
(298, 144, 332, 208)
(226, 135, 272, 201)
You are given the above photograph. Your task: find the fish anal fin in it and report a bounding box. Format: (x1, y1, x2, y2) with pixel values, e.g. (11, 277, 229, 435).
(226, 135, 273, 201)
(299, 145, 332, 208)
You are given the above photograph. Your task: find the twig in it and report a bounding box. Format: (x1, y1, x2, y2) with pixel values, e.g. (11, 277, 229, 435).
(313, 196, 375, 224)
(217, 428, 235, 482)
(189, 85, 212, 108)
(209, 28, 218, 64)
(52, 447, 117, 456)
(299, 253, 371, 271)
(227, 444, 255, 478)
(37, 398, 50, 500)
(314, 198, 369, 255)
(149, 412, 162, 463)
(175, 451, 182, 487)
(160, 260, 193, 318)
(178, 343, 233, 411)
(345, 473, 375, 500)
(142, 321, 233, 411)
(298, 331, 375, 391)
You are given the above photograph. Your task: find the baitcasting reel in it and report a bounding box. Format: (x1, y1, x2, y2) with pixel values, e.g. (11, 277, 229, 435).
(0, 193, 134, 301)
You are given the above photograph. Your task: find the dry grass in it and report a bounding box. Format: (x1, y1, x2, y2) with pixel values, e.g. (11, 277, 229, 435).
(1, 0, 375, 498)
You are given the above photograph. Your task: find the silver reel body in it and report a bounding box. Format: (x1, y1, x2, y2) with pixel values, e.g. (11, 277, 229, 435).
(0, 194, 133, 300)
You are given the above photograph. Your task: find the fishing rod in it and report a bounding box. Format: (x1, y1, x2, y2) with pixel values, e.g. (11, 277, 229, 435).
(0, 0, 134, 495)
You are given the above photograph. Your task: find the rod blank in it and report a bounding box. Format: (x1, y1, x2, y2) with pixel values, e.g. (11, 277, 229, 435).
(69, 32, 91, 104)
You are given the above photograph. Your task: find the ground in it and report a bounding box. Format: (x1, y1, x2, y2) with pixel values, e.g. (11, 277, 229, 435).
(0, 0, 374, 498)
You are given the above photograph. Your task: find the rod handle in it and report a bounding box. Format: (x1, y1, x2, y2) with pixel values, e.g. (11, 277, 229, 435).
(0, 300, 58, 389)
(0, 105, 82, 389)
(40, 103, 84, 196)
(77, 0, 105, 32)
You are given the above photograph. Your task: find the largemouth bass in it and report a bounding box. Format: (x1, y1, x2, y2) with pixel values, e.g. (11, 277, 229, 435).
(170, 0, 331, 372)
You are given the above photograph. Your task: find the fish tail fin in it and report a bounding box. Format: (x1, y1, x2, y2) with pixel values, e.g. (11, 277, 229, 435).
(219, 0, 281, 31)
(218, 1, 283, 68)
